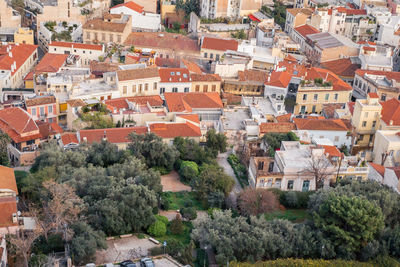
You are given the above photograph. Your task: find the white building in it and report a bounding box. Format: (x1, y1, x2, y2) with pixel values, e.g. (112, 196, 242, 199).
(377, 16, 400, 47)
(158, 68, 191, 94)
(110, 1, 161, 32)
(38, 22, 82, 52)
(48, 41, 105, 66)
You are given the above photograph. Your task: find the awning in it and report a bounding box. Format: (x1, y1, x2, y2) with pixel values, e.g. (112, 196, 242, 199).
(249, 14, 261, 22)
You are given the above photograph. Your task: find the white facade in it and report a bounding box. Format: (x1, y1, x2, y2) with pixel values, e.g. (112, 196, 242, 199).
(110, 5, 161, 32)
(158, 82, 192, 94)
(377, 16, 400, 47)
(38, 22, 83, 52)
(307, 129, 351, 147)
(48, 42, 105, 66)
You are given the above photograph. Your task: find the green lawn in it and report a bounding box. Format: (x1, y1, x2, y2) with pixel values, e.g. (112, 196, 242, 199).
(157, 221, 193, 245)
(265, 209, 310, 223)
(162, 191, 205, 211)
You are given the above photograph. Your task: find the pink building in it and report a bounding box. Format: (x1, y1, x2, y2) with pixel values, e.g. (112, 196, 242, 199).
(25, 95, 58, 123)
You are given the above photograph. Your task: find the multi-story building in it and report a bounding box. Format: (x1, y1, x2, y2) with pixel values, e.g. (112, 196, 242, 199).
(83, 14, 132, 44)
(310, 8, 345, 35)
(190, 73, 222, 93)
(359, 44, 393, 71)
(158, 68, 191, 94)
(373, 130, 400, 166)
(200, 37, 238, 62)
(353, 69, 400, 100)
(14, 28, 34, 45)
(376, 16, 400, 47)
(116, 67, 160, 97)
(200, 0, 262, 19)
(295, 67, 353, 114)
(38, 21, 83, 52)
(0, 107, 41, 166)
(351, 93, 382, 147)
(110, 1, 161, 32)
(0, 43, 38, 89)
(223, 70, 269, 96)
(48, 42, 105, 66)
(285, 8, 313, 35)
(291, 24, 320, 51)
(25, 96, 58, 123)
(0, 0, 21, 29)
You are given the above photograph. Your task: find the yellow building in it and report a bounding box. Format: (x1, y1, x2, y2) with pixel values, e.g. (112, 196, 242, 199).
(351, 93, 382, 147)
(14, 28, 34, 45)
(295, 67, 353, 114)
(190, 73, 222, 93)
(160, 0, 177, 20)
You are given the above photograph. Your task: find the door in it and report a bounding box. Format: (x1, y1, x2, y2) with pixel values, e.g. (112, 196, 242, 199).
(302, 180, 310, 192)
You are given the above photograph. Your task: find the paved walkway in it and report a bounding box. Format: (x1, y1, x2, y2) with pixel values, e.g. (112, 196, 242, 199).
(217, 152, 243, 197)
(161, 171, 191, 192)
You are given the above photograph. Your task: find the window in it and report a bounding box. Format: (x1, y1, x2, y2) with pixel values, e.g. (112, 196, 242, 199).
(102, 33, 105, 41)
(48, 105, 53, 114)
(109, 34, 113, 42)
(216, 54, 220, 61)
(184, 87, 189, 92)
(334, 136, 339, 142)
(139, 84, 143, 92)
(212, 85, 216, 92)
(210, 53, 214, 59)
(32, 108, 36, 116)
(303, 94, 307, 100)
(203, 85, 208, 92)
(86, 32, 90, 39)
(176, 72, 181, 76)
(334, 93, 338, 100)
(364, 112, 368, 118)
(153, 82, 157, 90)
(160, 87, 165, 94)
(287, 180, 294, 190)
(362, 121, 367, 127)
(117, 35, 121, 43)
(172, 87, 178, 92)
(195, 85, 200, 92)
(144, 83, 148, 91)
(40, 107, 45, 116)
(183, 74, 188, 78)
(300, 105, 306, 114)
(132, 85, 136, 93)
(123, 86, 127, 94)
(372, 121, 376, 128)
(170, 72, 175, 76)
(325, 93, 329, 101)
(204, 52, 208, 58)
(302, 180, 310, 192)
(381, 94, 386, 101)
(314, 94, 318, 101)
(312, 105, 316, 113)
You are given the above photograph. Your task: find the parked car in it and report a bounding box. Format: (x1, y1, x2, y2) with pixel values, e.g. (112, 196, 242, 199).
(140, 258, 154, 267)
(120, 260, 137, 267)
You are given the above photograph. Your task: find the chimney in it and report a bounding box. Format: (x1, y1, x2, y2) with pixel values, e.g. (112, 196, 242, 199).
(390, 120, 394, 126)
(267, 75, 271, 82)
(169, 77, 172, 81)
(9, 51, 12, 58)
(103, 130, 107, 140)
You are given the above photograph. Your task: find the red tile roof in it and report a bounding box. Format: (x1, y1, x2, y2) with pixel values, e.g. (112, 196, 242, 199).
(164, 92, 223, 112)
(25, 96, 56, 107)
(201, 37, 238, 52)
(105, 95, 163, 111)
(369, 162, 385, 177)
(277, 60, 307, 77)
(368, 92, 379, 98)
(321, 58, 361, 78)
(0, 107, 41, 143)
(305, 67, 352, 91)
(190, 73, 221, 82)
(155, 57, 181, 68)
(259, 122, 296, 134)
(149, 121, 201, 138)
(357, 40, 376, 45)
(380, 98, 400, 126)
(294, 24, 320, 38)
(294, 118, 349, 131)
(0, 43, 37, 75)
(238, 70, 269, 83)
(336, 7, 367, 15)
(276, 113, 292, 122)
(61, 133, 79, 145)
(35, 53, 67, 74)
(347, 102, 355, 115)
(265, 71, 292, 88)
(0, 197, 17, 228)
(182, 59, 202, 74)
(24, 71, 34, 81)
(37, 121, 63, 139)
(110, 1, 144, 13)
(50, 41, 103, 51)
(159, 68, 190, 83)
(177, 114, 200, 124)
(323, 145, 342, 157)
(0, 166, 17, 194)
(79, 127, 148, 144)
(362, 46, 376, 52)
(355, 69, 400, 82)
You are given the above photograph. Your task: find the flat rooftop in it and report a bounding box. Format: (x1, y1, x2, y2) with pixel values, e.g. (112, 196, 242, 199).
(307, 32, 344, 49)
(222, 108, 251, 130)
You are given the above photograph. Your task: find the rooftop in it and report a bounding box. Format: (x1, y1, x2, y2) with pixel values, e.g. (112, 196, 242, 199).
(381, 98, 400, 126)
(79, 127, 148, 144)
(159, 68, 190, 83)
(0, 43, 37, 75)
(321, 58, 361, 78)
(0, 166, 17, 194)
(294, 118, 349, 131)
(201, 37, 239, 52)
(110, 1, 144, 13)
(25, 95, 56, 107)
(164, 92, 223, 112)
(294, 24, 320, 38)
(83, 14, 130, 33)
(34, 53, 68, 74)
(306, 32, 344, 49)
(49, 41, 103, 51)
(149, 121, 201, 138)
(117, 67, 159, 81)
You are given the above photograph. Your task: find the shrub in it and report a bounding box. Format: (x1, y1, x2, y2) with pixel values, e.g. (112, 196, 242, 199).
(279, 191, 314, 209)
(160, 196, 170, 210)
(170, 214, 183, 235)
(180, 207, 197, 220)
(284, 191, 298, 208)
(179, 161, 199, 183)
(155, 215, 169, 225)
(147, 220, 166, 237)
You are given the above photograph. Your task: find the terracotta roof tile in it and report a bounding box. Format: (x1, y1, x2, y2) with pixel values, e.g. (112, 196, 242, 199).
(238, 69, 269, 83)
(124, 32, 199, 53)
(265, 71, 292, 88)
(323, 145, 342, 157)
(50, 41, 103, 51)
(201, 37, 238, 52)
(37, 121, 63, 139)
(355, 69, 400, 83)
(149, 121, 201, 138)
(0, 197, 18, 228)
(110, 1, 144, 13)
(117, 67, 159, 81)
(336, 7, 367, 15)
(67, 99, 86, 107)
(177, 114, 200, 124)
(322, 103, 345, 118)
(259, 122, 296, 134)
(368, 92, 379, 98)
(190, 73, 221, 82)
(25, 96, 56, 107)
(159, 68, 190, 83)
(105, 95, 163, 111)
(79, 127, 148, 144)
(0, 166, 17, 194)
(61, 133, 79, 145)
(164, 92, 223, 112)
(305, 67, 352, 91)
(155, 57, 181, 68)
(287, 8, 313, 16)
(276, 113, 292, 122)
(294, 24, 320, 38)
(0, 43, 37, 75)
(381, 98, 400, 126)
(294, 118, 349, 131)
(369, 162, 385, 177)
(321, 58, 361, 78)
(34, 53, 67, 74)
(182, 59, 202, 74)
(83, 14, 129, 33)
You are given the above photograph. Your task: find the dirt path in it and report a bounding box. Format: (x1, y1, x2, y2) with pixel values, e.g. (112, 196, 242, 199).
(161, 171, 191, 192)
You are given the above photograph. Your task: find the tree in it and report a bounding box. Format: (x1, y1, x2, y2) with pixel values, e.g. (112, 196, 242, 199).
(207, 190, 225, 209)
(313, 195, 384, 257)
(181, 207, 197, 220)
(128, 132, 179, 171)
(69, 222, 107, 265)
(0, 133, 10, 166)
(231, 29, 247, 40)
(179, 161, 199, 183)
(173, 137, 214, 164)
(301, 152, 334, 189)
(86, 140, 128, 167)
(191, 163, 234, 201)
(237, 188, 279, 216)
(147, 220, 167, 237)
(262, 133, 299, 157)
(206, 129, 227, 156)
(170, 214, 184, 235)
(175, 0, 200, 16)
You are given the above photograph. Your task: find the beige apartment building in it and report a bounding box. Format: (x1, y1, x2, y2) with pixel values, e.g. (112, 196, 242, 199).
(295, 68, 352, 114)
(351, 93, 382, 147)
(200, 0, 262, 19)
(373, 130, 400, 167)
(116, 67, 161, 97)
(14, 28, 34, 45)
(0, 0, 21, 29)
(83, 14, 132, 44)
(285, 8, 313, 35)
(190, 74, 222, 93)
